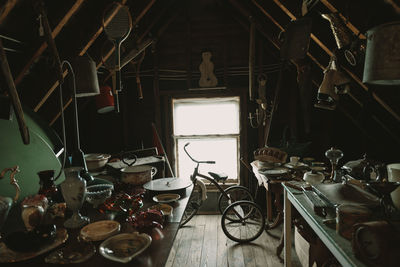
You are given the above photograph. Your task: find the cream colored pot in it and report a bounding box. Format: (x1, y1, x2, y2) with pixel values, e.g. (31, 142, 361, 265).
(303, 170, 325, 185)
(121, 165, 157, 186)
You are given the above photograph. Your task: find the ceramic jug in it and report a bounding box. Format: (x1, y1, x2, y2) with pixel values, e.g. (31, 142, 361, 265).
(60, 167, 89, 228)
(37, 170, 58, 203)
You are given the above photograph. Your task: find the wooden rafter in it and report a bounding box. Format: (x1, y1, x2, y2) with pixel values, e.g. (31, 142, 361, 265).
(136, 0, 177, 43)
(270, 0, 400, 123)
(48, 0, 156, 125)
(250, 0, 400, 144)
(319, 0, 366, 38)
(99, 1, 184, 92)
(383, 0, 400, 14)
(35, 0, 127, 113)
(14, 0, 86, 86)
(0, 0, 19, 25)
(242, 1, 397, 144)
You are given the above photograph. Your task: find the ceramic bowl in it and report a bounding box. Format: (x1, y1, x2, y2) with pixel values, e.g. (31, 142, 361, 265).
(149, 203, 173, 216)
(152, 193, 180, 203)
(85, 184, 114, 208)
(99, 232, 152, 263)
(80, 220, 120, 242)
(84, 153, 111, 172)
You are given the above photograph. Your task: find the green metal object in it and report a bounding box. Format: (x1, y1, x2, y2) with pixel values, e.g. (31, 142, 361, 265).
(0, 107, 64, 201)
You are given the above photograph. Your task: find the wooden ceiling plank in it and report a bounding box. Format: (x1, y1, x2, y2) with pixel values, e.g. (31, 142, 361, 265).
(14, 0, 86, 86)
(228, 0, 279, 51)
(134, 0, 156, 25)
(48, 0, 156, 125)
(252, 0, 400, 143)
(251, 1, 323, 68)
(102, 0, 178, 84)
(137, 0, 179, 43)
(49, 98, 72, 126)
(319, 0, 365, 38)
(0, 0, 19, 25)
(79, 0, 128, 57)
(251, 0, 284, 31)
(270, 0, 400, 123)
(35, 0, 129, 113)
(384, 0, 400, 14)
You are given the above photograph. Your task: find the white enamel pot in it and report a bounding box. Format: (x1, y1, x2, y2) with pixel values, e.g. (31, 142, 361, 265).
(120, 165, 157, 186)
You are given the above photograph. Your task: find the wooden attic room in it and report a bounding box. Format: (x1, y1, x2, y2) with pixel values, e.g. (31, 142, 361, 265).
(0, 0, 400, 266)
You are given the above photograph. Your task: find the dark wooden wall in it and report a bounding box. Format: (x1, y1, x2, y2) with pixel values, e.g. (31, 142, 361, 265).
(1, 0, 399, 175)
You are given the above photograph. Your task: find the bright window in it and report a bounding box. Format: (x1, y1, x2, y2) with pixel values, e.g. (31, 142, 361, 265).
(173, 97, 240, 183)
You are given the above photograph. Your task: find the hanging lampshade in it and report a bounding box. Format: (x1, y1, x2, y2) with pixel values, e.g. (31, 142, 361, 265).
(363, 21, 400, 85)
(71, 56, 100, 97)
(95, 85, 114, 114)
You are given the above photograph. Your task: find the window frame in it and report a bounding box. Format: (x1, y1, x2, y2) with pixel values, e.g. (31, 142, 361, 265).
(172, 96, 241, 184)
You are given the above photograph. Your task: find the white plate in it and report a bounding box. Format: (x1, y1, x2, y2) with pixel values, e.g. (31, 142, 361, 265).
(80, 220, 120, 242)
(143, 177, 192, 191)
(284, 162, 308, 169)
(99, 233, 152, 263)
(258, 168, 289, 176)
(153, 193, 181, 203)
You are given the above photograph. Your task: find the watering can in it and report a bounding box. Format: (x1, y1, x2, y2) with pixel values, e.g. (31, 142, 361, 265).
(0, 166, 21, 238)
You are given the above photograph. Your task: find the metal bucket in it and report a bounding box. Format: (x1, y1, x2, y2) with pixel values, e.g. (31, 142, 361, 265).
(72, 56, 100, 97)
(363, 21, 400, 85)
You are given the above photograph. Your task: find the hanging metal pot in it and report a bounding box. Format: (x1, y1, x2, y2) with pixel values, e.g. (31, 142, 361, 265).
(363, 21, 400, 85)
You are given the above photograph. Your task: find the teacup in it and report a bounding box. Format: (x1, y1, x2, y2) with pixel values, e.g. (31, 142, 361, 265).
(290, 156, 300, 166)
(387, 163, 400, 209)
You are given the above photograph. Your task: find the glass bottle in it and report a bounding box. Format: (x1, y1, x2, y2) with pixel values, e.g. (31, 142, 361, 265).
(325, 147, 344, 182)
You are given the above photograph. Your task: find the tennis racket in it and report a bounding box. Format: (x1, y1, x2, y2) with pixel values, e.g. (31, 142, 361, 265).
(102, 2, 132, 113)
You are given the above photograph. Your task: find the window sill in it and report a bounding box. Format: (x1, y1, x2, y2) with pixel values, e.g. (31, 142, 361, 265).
(202, 181, 241, 191)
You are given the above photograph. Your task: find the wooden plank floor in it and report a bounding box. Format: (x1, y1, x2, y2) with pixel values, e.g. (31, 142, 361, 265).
(166, 215, 285, 267)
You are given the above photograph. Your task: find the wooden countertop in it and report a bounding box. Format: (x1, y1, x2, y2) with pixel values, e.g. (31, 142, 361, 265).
(0, 185, 193, 266)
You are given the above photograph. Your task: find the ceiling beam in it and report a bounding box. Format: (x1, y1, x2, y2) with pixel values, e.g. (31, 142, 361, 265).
(270, 0, 400, 123)
(35, 0, 128, 112)
(14, 0, 86, 86)
(251, 0, 400, 145)
(252, 0, 400, 144)
(319, 0, 365, 38)
(48, 0, 156, 125)
(101, 1, 184, 86)
(383, 0, 400, 14)
(0, 0, 19, 26)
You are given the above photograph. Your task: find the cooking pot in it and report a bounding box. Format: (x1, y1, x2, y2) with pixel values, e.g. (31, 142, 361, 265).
(85, 153, 111, 172)
(303, 169, 325, 185)
(121, 165, 157, 186)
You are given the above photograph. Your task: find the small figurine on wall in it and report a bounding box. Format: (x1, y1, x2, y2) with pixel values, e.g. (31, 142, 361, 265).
(199, 50, 218, 87)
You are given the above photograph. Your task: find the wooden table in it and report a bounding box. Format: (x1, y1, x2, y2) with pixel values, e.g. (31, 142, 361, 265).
(0, 185, 193, 267)
(251, 161, 286, 229)
(283, 184, 366, 267)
